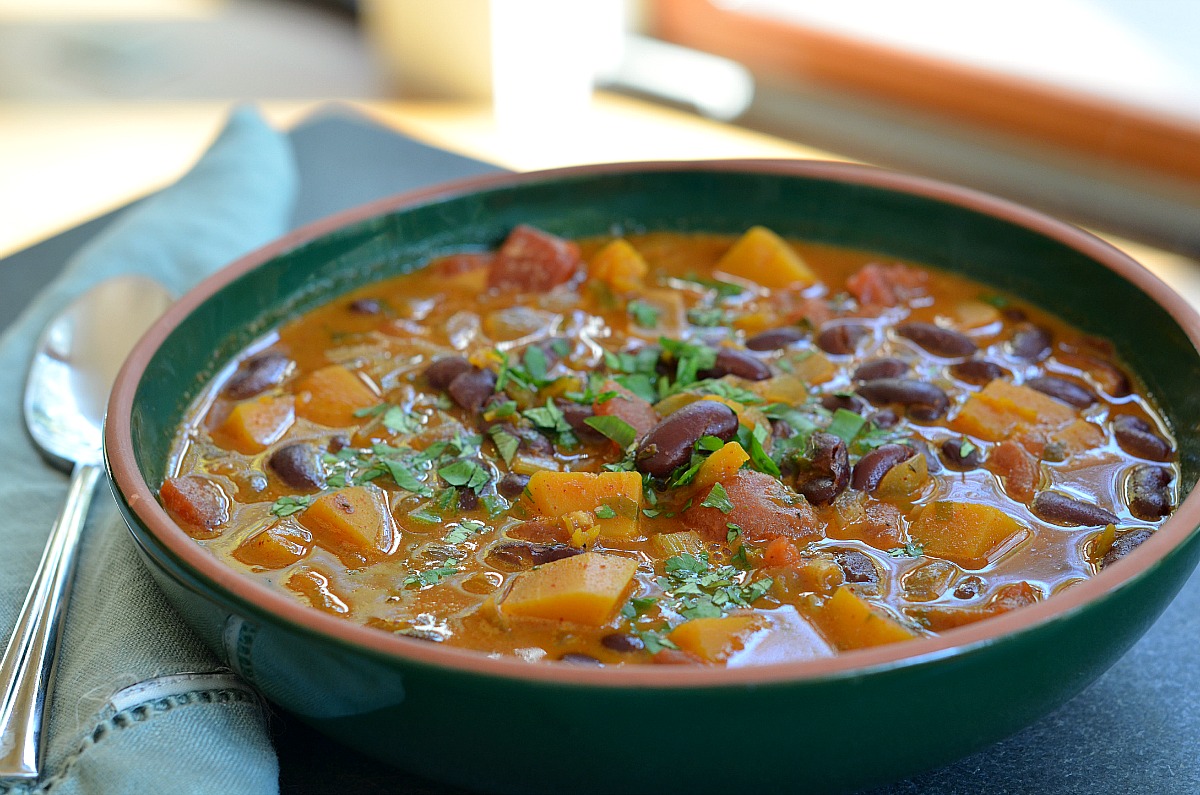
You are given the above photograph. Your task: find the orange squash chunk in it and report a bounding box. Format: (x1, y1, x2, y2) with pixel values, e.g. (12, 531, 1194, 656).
(814, 586, 918, 650)
(910, 501, 1028, 569)
(298, 486, 395, 559)
(715, 226, 817, 288)
(669, 614, 766, 663)
(525, 471, 642, 540)
(501, 552, 639, 625)
(212, 395, 295, 454)
(285, 567, 350, 615)
(233, 519, 313, 569)
(951, 380, 1075, 443)
(590, 238, 648, 292)
(692, 441, 749, 493)
(294, 365, 379, 427)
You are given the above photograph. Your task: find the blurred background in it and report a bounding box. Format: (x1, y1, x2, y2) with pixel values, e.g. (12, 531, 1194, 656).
(2, 0, 1198, 260)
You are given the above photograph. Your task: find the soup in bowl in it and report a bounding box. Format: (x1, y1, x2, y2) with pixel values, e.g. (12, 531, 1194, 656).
(106, 161, 1200, 793)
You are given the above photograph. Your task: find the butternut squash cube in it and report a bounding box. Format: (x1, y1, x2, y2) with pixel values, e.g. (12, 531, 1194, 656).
(285, 567, 350, 615)
(590, 238, 648, 292)
(501, 552, 639, 625)
(910, 501, 1028, 569)
(951, 380, 1076, 443)
(668, 614, 766, 663)
(212, 395, 295, 454)
(525, 471, 642, 540)
(814, 586, 918, 650)
(233, 519, 313, 569)
(715, 226, 817, 289)
(875, 453, 929, 501)
(299, 486, 395, 560)
(692, 441, 749, 493)
(294, 365, 379, 428)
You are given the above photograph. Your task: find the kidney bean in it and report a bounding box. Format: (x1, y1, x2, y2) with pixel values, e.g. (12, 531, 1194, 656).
(832, 549, 879, 584)
(771, 419, 795, 441)
(698, 348, 772, 381)
(856, 378, 949, 420)
(1126, 465, 1173, 520)
(497, 472, 530, 498)
(268, 443, 326, 491)
(851, 444, 914, 493)
(1031, 491, 1117, 526)
(793, 432, 850, 505)
(487, 540, 581, 570)
(636, 401, 739, 478)
(447, 367, 497, 413)
(949, 359, 1008, 385)
(953, 575, 985, 599)
(348, 297, 383, 315)
(1112, 414, 1172, 461)
(895, 322, 977, 357)
(941, 437, 983, 470)
(559, 653, 604, 666)
(854, 357, 908, 381)
(601, 632, 645, 653)
(1008, 324, 1052, 361)
(513, 428, 554, 456)
(223, 353, 292, 399)
(1026, 375, 1095, 408)
(745, 327, 805, 351)
(821, 393, 870, 415)
(553, 398, 605, 442)
(816, 323, 870, 355)
(1101, 529, 1154, 569)
(870, 408, 900, 428)
(327, 434, 351, 453)
(457, 488, 479, 512)
(424, 356, 474, 390)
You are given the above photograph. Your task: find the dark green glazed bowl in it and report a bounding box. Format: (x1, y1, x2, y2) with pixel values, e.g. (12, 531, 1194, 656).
(105, 161, 1200, 794)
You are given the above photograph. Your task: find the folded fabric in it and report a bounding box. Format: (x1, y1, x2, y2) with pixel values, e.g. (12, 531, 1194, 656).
(0, 106, 297, 795)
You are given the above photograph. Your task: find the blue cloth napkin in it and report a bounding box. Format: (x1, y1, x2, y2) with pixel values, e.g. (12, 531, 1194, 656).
(0, 106, 297, 794)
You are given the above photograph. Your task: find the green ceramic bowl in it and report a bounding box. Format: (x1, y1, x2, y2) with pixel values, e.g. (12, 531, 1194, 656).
(105, 161, 1200, 794)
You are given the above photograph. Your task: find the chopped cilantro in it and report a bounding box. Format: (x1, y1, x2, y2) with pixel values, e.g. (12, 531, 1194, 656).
(628, 300, 661, 329)
(480, 494, 509, 517)
(620, 596, 658, 620)
(522, 345, 549, 384)
(980, 293, 1010, 309)
(743, 423, 781, 478)
(696, 435, 726, 453)
(826, 408, 867, 443)
(659, 552, 773, 620)
(438, 459, 491, 492)
(488, 426, 520, 466)
(673, 273, 745, 299)
(444, 520, 485, 545)
(637, 630, 679, 654)
(959, 440, 978, 458)
(686, 305, 726, 327)
(887, 542, 925, 558)
(700, 482, 734, 514)
(594, 505, 618, 520)
(613, 373, 658, 404)
(403, 559, 460, 588)
(583, 415, 638, 449)
(409, 507, 443, 525)
(270, 494, 313, 517)
(659, 337, 717, 390)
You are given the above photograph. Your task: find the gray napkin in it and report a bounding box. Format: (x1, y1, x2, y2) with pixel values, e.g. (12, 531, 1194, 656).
(0, 106, 297, 794)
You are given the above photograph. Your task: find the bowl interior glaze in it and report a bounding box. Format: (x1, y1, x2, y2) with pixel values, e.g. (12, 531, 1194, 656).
(107, 161, 1200, 793)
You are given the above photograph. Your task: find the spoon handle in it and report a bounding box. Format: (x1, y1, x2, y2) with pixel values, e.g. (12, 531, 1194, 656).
(0, 462, 101, 781)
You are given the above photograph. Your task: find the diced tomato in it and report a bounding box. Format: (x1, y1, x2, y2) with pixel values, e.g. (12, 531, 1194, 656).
(846, 263, 928, 308)
(161, 475, 230, 535)
(487, 225, 582, 292)
(987, 440, 1039, 502)
(682, 470, 822, 544)
(594, 379, 659, 444)
(762, 537, 801, 568)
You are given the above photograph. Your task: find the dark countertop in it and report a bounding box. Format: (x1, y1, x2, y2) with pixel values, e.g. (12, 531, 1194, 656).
(4, 103, 1197, 795)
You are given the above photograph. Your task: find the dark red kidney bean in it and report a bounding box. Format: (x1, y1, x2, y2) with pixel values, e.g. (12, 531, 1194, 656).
(941, 437, 983, 470)
(514, 427, 554, 456)
(636, 401, 739, 478)
(487, 541, 581, 570)
(832, 550, 879, 584)
(949, 359, 1008, 385)
(1112, 414, 1172, 461)
(1008, 324, 1052, 361)
(816, 323, 870, 355)
(268, 443, 326, 491)
(601, 632, 645, 653)
(793, 432, 850, 506)
(1026, 375, 1095, 408)
(953, 575, 985, 599)
(348, 297, 383, 315)
(1031, 491, 1118, 526)
(1101, 529, 1154, 569)
(856, 378, 949, 420)
(457, 488, 479, 512)
(895, 322, 977, 357)
(854, 357, 908, 381)
(821, 393, 870, 415)
(870, 408, 899, 428)
(497, 472, 530, 498)
(553, 398, 605, 442)
(698, 348, 772, 381)
(559, 653, 604, 666)
(771, 419, 795, 441)
(851, 444, 914, 492)
(745, 327, 805, 351)
(327, 434, 351, 453)
(223, 353, 292, 399)
(1126, 465, 1173, 520)
(424, 356, 474, 390)
(447, 367, 497, 413)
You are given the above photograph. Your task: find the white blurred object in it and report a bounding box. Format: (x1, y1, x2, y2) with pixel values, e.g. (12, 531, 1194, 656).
(602, 33, 754, 120)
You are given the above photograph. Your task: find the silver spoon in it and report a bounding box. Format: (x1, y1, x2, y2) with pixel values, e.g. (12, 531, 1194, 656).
(0, 275, 173, 781)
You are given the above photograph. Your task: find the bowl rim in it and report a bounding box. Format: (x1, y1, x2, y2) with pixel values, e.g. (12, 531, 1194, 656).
(106, 158, 1200, 688)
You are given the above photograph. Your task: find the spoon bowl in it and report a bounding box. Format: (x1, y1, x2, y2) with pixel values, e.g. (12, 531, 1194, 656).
(1, 275, 172, 782)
